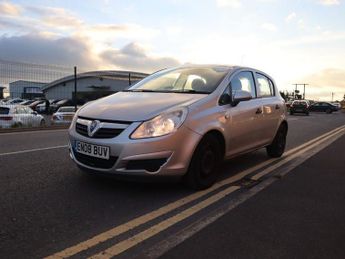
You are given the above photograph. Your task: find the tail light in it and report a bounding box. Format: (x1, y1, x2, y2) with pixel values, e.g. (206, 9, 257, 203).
(0, 116, 13, 121)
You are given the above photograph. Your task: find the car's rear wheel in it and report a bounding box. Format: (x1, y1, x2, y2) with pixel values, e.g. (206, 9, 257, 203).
(184, 134, 222, 190)
(266, 124, 287, 158)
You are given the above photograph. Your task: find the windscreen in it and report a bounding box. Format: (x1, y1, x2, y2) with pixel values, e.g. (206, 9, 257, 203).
(127, 67, 229, 94)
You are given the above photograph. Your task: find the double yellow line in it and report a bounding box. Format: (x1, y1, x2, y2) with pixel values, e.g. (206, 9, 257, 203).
(46, 125, 345, 259)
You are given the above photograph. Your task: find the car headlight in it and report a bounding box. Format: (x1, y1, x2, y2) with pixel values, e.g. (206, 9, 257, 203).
(131, 108, 188, 139)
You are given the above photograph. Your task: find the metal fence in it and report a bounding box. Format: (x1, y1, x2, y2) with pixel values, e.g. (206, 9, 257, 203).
(0, 59, 148, 130)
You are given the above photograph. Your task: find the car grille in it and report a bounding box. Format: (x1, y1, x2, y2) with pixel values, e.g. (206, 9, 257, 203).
(76, 122, 124, 139)
(73, 149, 118, 169)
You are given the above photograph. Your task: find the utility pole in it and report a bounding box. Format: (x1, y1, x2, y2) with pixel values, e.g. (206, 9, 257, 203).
(74, 66, 77, 112)
(292, 83, 308, 100)
(331, 92, 334, 102)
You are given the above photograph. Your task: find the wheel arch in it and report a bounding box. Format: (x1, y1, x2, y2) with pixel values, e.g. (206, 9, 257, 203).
(202, 129, 226, 159)
(278, 119, 288, 136)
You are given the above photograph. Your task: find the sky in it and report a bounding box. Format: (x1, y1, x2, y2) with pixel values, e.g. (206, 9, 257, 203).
(0, 0, 344, 100)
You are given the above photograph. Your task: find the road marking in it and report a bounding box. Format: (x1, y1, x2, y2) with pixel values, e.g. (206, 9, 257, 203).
(0, 145, 68, 157)
(250, 127, 345, 180)
(91, 126, 345, 258)
(45, 124, 345, 258)
(140, 128, 345, 259)
(90, 186, 240, 259)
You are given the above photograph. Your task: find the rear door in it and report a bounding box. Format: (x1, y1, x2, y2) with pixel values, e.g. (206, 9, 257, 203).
(255, 73, 281, 142)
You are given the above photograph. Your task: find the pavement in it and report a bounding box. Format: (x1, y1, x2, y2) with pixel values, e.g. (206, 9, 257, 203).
(0, 112, 344, 258)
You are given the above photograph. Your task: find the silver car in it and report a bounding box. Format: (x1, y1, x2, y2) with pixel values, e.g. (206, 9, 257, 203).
(68, 65, 287, 189)
(0, 105, 45, 128)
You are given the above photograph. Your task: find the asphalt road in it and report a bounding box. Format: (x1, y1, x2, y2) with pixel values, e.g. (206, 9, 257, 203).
(0, 112, 345, 259)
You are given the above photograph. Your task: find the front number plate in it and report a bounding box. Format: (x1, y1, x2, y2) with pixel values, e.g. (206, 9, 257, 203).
(75, 141, 110, 160)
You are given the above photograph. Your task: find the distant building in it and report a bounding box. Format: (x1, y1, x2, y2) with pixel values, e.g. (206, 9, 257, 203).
(9, 80, 45, 99)
(42, 70, 148, 102)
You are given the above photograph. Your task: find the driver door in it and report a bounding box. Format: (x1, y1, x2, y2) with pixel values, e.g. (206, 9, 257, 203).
(223, 71, 266, 157)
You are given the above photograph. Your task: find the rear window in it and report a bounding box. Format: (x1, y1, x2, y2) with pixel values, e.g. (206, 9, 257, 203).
(0, 107, 10, 115)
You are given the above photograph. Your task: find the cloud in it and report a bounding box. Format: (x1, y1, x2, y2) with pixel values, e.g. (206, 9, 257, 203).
(285, 12, 297, 23)
(0, 1, 21, 16)
(301, 68, 345, 100)
(101, 42, 180, 73)
(0, 3, 174, 73)
(0, 34, 96, 68)
(318, 0, 340, 5)
(26, 6, 83, 29)
(276, 30, 345, 46)
(261, 23, 277, 31)
(216, 0, 242, 8)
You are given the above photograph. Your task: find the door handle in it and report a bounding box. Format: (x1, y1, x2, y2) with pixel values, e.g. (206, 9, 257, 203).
(255, 108, 262, 114)
(275, 104, 280, 110)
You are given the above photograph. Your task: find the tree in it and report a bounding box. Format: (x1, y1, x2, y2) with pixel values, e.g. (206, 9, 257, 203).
(279, 91, 287, 101)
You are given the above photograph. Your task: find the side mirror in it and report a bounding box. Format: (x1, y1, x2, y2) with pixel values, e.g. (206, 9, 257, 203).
(231, 90, 252, 106)
(219, 93, 231, 105)
(32, 111, 38, 115)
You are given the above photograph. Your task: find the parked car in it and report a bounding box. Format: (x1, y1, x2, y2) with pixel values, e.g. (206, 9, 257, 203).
(6, 98, 26, 105)
(51, 99, 74, 112)
(36, 99, 60, 114)
(29, 100, 45, 111)
(331, 102, 341, 110)
(51, 106, 78, 125)
(309, 102, 338, 113)
(68, 65, 288, 189)
(290, 100, 309, 115)
(0, 105, 45, 128)
(20, 100, 36, 106)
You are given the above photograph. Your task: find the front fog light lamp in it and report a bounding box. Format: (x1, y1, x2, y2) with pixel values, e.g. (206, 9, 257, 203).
(131, 108, 188, 139)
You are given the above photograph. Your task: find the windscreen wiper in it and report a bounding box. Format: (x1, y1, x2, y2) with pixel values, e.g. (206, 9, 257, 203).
(173, 90, 210, 94)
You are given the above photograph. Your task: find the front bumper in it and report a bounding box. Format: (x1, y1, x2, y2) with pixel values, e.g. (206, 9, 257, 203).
(68, 121, 202, 178)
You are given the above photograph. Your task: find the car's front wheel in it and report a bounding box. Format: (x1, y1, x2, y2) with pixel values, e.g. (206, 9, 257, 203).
(184, 134, 222, 190)
(266, 124, 287, 158)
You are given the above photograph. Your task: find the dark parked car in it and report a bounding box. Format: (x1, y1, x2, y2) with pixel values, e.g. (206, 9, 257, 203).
(50, 99, 74, 112)
(29, 100, 45, 111)
(290, 100, 309, 115)
(309, 102, 338, 113)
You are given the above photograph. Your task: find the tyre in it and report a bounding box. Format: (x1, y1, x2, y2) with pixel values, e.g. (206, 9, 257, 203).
(184, 134, 222, 190)
(290, 111, 294, 115)
(266, 124, 287, 158)
(40, 119, 45, 126)
(306, 111, 309, 116)
(326, 108, 332, 114)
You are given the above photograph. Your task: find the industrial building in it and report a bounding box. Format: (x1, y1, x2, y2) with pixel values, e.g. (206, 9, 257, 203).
(42, 70, 148, 102)
(9, 80, 45, 99)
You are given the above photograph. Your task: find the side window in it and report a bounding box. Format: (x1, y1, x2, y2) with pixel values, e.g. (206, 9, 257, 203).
(230, 71, 256, 98)
(17, 107, 27, 114)
(256, 73, 274, 97)
(19, 107, 26, 114)
(25, 107, 33, 113)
